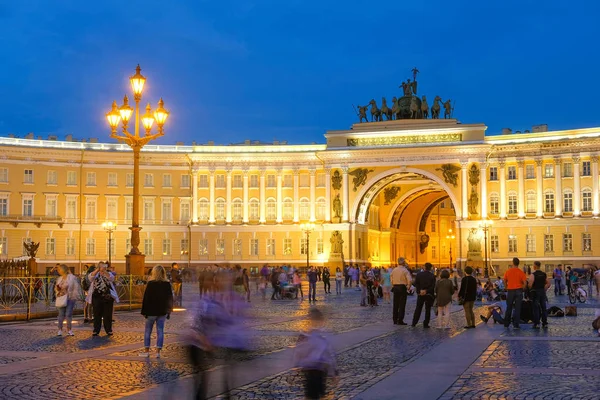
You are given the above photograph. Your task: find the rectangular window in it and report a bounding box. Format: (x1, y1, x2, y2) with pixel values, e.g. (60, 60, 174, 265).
(46, 198, 57, 217)
(266, 238, 275, 256)
(144, 239, 153, 256)
(107, 173, 118, 187)
(300, 238, 308, 255)
(583, 191, 592, 212)
(316, 173, 326, 188)
(126, 173, 134, 188)
(162, 239, 171, 256)
(24, 169, 33, 184)
(66, 238, 75, 256)
(544, 164, 554, 178)
(583, 233, 592, 252)
(508, 235, 518, 253)
(125, 199, 133, 220)
(490, 235, 499, 253)
(0, 198, 7, 216)
(45, 238, 55, 255)
(283, 175, 293, 188)
(250, 239, 259, 256)
(430, 219, 436, 233)
(66, 198, 77, 219)
(316, 238, 324, 254)
(526, 234, 536, 252)
(162, 174, 171, 188)
(545, 193, 555, 213)
(47, 170, 57, 185)
(582, 161, 591, 177)
(431, 245, 437, 259)
(86, 172, 96, 186)
(199, 174, 208, 188)
(216, 239, 225, 255)
(106, 198, 117, 220)
(161, 200, 172, 222)
(86, 238, 95, 256)
(525, 165, 535, 179)
(508, 194, 518, 214)
(299, 174, 309, 187)
(180, 202, 190, 221)
(144, 173, 154, 188)
(284, 238, 292, 255)
(233, 239, 242, 256)
(180, 174, 190, 188)
(507, 166, 516, 180)
(563, 163, 573, 178)
(86, 199, 96, 220)
(563, 192, 573, 213)
(563, 233, 573, 252)
(180, 239, 189, 255)
(250, 174, 258, 188)
(143, 199, 154, 221)
(0, 168, 8, 183)
(216, 174, 225, 188)
(199, 239, 208, 255)
(489, 167, 498, 181)
(490, 196, 499, 215)
(267, 174, 276, 188)
(544, 235, 554, 252)
(526, 193, 536, 213)
(233, 175, 242, 188)
(0, 237, 6, 255)
(22, 198, 33, 217)
(440, 201, 445, 209)
(67, 171, 77, 185)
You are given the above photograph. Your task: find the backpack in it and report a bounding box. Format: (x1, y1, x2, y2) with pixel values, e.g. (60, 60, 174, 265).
(593, 317, 600, 331)
(81, 276, 90, 291)
(547, 306, 564, 317)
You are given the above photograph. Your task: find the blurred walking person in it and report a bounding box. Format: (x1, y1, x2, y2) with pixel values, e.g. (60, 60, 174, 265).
(140, 265, 173, 358)
(170, 262, 183, 307)
(458, 266, 477, 329)
(335, 267, 343, 295)
(435, 269, 454, 329)
(55, 264, 82, 336)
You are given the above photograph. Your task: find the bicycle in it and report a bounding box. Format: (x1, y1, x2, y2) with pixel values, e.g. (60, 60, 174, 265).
(569, 282, 587, 304)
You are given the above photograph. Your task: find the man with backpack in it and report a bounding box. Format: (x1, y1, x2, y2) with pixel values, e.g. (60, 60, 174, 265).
(528, 261, 551, 329)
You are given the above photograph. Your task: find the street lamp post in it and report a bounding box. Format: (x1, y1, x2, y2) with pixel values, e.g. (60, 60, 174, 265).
(102, 222, 116, 267)
(300, 223, 315, 270)
(105, 65, 169, 274)
(446, 229, 456, 269)
(479, 218, 493, 278)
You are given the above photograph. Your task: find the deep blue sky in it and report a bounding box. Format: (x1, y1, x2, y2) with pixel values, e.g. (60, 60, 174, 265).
(0, 1, 599, 145)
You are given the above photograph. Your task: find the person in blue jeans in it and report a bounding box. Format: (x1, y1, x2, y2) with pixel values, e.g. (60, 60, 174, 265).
(140, 265, 173, 358)
(55, 264, 82, 337)
(528, 261, 550, 329)
(553, 264, 563, 296)
(307, 267, 318, 303)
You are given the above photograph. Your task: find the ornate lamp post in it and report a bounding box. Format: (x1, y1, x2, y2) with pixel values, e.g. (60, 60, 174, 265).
(479, 218, 493, 278)
(105, 65, 169, 274)
(446, 228, 455, 269)
(300, 223, 315, 270)
(102, 221, 116, 267)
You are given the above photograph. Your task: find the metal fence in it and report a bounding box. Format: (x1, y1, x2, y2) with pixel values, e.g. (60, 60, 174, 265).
(0, 275, 147, 322)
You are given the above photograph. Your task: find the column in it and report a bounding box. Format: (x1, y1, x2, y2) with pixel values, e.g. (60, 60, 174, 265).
(208, 170, 215, 223)
(276, 169, 283, 223)
(226, 170, 232, 223)
(517, 160, 525, 218)
(293, 169, 299, 223)
(535, 159, 543, 217)
(243, 170, 249, 223)
(554, 157, 562, 216)
(309, 168, 316, 222)
(461, 162, 468, 220)
(573, 155, 581, 217)
(192, 169, 199, 223)
(324, 167, 331, 222)
(480, 163, 488, 218)
(259, 169, 266, 224)
(499, 160, 507, 218)
(342, 167, 349, 222)
(593, 156, 599, 216)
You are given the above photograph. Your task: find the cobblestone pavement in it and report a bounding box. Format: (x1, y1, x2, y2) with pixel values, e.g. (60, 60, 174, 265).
(0, 356, 34, 365)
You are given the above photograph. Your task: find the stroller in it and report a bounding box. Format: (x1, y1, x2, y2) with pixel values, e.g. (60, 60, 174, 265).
(279, 284, 297, 300)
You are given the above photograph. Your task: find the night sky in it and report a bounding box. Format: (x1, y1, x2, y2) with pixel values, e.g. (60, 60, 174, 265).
(0, 1, 599, 145)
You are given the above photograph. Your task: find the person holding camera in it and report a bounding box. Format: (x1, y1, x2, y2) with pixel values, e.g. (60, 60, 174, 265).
(86, 262, 118, 336)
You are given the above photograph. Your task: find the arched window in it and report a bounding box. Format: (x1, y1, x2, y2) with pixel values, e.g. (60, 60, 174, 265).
(507, 191, 518, 215)
(299, 198, 310, 220)
(232, 198, 243, 221)
(489, 193, 499, 215)
(283, 198, 293, 220)
(563, 189, 573, 213)
(266, 198, 277, 221)
(544, 190, 555, 213)
(198, 198, 209, 220)
(315, 197, 326, 220)
(526, 190, 536, 214)
(582, 188, 593, 212)
(249, 198, 259, 220)
(215, 198, 225, 220)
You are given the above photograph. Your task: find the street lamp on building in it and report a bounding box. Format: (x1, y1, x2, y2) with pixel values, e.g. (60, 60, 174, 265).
(479, 218, 493, 278)
(300, 223, 315, 270)
(446, 229, 455, 269)
(102, 221, 116, 267)
(105, 65, 169, 274)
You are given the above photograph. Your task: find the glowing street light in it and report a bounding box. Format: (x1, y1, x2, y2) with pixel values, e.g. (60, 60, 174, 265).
(446, 228, 456, 269)
(479, 218, 493, 278)
(300, 223, 316, 270)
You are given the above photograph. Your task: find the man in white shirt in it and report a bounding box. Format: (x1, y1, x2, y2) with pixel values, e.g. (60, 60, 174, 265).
(391, 257, 413, 325)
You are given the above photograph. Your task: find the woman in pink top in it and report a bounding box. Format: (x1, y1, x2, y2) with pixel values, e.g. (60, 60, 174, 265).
(293, 271, 304, 300)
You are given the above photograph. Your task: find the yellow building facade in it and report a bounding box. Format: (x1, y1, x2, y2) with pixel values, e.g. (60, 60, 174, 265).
(1, 119, 598, 275)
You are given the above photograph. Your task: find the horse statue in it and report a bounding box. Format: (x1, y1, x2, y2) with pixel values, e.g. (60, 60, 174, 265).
(431, 96, 442, 119)
(421, 95, 429, 119)
(369, 99, 382, 122)
(410, 96, 420, 119)
(380, 97, 392, 121)
(443, 99, 452, 119)
(391, 97, 400, 120)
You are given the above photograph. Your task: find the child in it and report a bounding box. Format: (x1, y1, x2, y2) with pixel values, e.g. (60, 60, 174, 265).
(293, 309, 338, 399)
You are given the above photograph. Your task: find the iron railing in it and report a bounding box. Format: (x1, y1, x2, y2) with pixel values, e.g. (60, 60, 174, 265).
(0, 275, 148, 322)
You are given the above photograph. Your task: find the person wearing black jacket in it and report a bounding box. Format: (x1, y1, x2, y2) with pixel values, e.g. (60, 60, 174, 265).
(411, 263, 436, 328)
(458, 266, 478, 329)
(141, 265, 173, 358)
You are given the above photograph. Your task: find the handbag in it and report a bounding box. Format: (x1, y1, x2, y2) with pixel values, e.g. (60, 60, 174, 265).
(458, 278, 469, 306)
(55, 294, 68, 308)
